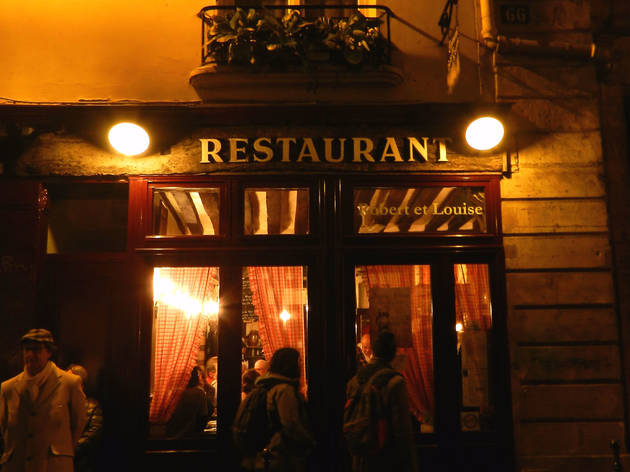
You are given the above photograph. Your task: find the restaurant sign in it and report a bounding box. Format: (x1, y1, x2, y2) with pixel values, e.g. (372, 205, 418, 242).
(200, 136, 449, 164)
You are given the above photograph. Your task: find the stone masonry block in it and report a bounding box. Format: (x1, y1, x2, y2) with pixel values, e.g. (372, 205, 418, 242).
(502, 199, 608, 234)
(497, 64, 598, 99)
(504, 234, 611, 269)
(500, 167, 605, 199)
(514, 131, 602, 168)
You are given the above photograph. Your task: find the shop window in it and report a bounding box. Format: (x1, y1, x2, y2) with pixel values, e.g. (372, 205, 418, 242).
(354, 265, 435, 433)
(149, 267, 220, 438)
(244, 188, 309, 235)
(353, 186, 487, 234)
(46, 182, 128, 253)
(152, 187, 220, 236)
(455, 263, 494, 432)
(242, 266, 308, 395)
(148, 264, 308, 439)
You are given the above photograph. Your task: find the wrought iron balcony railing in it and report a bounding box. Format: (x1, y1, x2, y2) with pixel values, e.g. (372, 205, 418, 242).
(197, 4, 393, 69)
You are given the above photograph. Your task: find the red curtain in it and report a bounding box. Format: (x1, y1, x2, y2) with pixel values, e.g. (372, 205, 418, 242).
(248, 266, 307, 390)
(364, 265, 434, 423)
(454, 264, 492, 330)
(149, 267, 218, 424)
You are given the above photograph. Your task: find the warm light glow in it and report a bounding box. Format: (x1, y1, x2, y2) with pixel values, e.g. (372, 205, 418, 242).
(153, 269, 218, 319)
(456, 322, 463, 332)
(465, 116, 504, 151)
(203, 300, 220, 316)
(108, 122, 150, 155)
(280, 309, 291, 322)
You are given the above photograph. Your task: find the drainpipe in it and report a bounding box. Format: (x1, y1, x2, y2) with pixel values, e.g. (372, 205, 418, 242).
(478, 0, 598, 61)
(479, 0, 497, 50)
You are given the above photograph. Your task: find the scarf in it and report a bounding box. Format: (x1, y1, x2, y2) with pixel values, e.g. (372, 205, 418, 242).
(23, 360, 54, 403)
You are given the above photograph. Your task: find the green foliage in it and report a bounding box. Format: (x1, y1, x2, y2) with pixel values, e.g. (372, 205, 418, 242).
(204, 8, 387, 70)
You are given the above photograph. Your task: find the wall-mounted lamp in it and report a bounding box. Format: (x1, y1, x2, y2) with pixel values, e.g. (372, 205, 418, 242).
(108, 122, 150, 156)
(465, 116, 504, 151)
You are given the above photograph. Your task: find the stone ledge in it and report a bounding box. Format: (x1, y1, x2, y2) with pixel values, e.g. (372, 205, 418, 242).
(189, 63, 403, 103)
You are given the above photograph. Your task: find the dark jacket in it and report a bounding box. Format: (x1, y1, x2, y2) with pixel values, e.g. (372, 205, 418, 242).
(346, 359, 418, 472)
(242, 373, 315, 472)
(75, 397, 103, 472)
(166, 386, 209, 439)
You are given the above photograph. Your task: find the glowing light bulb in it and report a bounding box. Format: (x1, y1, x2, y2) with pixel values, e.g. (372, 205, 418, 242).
(280, 309, 291, 323)
(108, 122, 150, 155)
(465, 117, 504, 151)
(456, 322, 463, 332)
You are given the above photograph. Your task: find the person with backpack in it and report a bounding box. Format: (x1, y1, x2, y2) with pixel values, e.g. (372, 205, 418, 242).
(233, 347, 314, 472)
(344, 330, 418, 472)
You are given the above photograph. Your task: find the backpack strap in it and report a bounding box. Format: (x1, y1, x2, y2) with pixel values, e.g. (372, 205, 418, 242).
(263, 379, 297, 437)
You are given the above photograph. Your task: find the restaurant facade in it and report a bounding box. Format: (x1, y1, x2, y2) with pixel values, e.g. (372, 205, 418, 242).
(1, 1, 630, 471)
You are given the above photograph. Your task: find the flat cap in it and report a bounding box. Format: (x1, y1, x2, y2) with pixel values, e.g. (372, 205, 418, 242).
(21, 328, 55, 346)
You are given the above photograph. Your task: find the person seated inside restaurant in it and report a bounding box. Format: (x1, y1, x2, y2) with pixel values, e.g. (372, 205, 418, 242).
(254, 359, 268, 377)
(357, 332, 373, 367)
(241, 368, 260, 400)
(166, 366, 209, 438)
(205, 356, 218, 413)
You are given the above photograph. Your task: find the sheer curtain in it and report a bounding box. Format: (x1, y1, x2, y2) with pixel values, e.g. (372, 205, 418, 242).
(150, 267, 218, 424)
(454, 264, 492, 330)
(364, 265, 434, 423)
(248, 266, 307, 390)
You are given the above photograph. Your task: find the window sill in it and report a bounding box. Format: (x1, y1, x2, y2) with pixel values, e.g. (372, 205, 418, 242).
(189, 63, 403, 103)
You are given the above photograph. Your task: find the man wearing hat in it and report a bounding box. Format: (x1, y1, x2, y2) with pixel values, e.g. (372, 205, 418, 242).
(0, 329, 87, 472)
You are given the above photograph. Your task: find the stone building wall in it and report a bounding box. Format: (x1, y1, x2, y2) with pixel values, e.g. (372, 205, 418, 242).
(496, 0, 627, 470)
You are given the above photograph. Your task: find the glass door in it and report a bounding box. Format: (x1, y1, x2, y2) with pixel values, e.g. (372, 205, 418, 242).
(454, 263, 494, 433)
(349, 257, 511, 471)
(353, 264, 435, 433)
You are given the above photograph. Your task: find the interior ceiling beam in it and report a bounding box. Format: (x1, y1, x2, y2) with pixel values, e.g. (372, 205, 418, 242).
(189, 191, 215, 235)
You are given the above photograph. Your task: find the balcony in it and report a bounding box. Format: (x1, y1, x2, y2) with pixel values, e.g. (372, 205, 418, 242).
(189, 5, 403, 103)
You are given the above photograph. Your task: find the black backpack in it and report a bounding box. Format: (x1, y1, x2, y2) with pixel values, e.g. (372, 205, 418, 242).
(343, 367, 401, 456)
(232, 378, 286, 455)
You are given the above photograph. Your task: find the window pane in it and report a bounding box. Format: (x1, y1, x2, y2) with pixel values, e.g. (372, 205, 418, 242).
(244, 188, 309, 235)
(454, 263, 494, 432)
(242, 266, 308, 396)
(149, 267, 219, 438)
(355, 265, 434, 433)
(353, 186, 487, 234)
(46, 183, 128, 253)
(152, 188, 220, 236)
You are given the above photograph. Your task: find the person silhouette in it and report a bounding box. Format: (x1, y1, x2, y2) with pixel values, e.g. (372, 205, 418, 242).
(67, 364, 103, 472)
(0, 329, 87, 472)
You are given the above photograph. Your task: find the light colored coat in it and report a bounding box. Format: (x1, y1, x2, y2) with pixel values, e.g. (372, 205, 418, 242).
(0, 362, 87, 472)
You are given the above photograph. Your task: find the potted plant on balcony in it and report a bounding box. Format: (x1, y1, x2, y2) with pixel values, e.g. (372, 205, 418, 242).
(203, 8, 387, 71)
(189, 7, 402, 101)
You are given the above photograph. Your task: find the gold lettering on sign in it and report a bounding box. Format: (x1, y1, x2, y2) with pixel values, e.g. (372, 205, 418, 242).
(200, 139, 224, 163)
(324, 138, 345, 163)
(435, 138, 448, 162)
(253, 137, 273, 162)
(380, 137, 403, 162)
(297, 138, 321, 162)
(408, 137, 429, 162)
(229, 138, 249, 163)
(352, 138, 375, 162)
(277, 138, 297, 163)
(357, 203, 484, 217)
(199, 137, 451, 164)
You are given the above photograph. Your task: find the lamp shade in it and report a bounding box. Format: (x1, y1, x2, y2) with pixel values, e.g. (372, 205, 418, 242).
(108, 122, 150, 155)
(465, 116, 504, 151)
